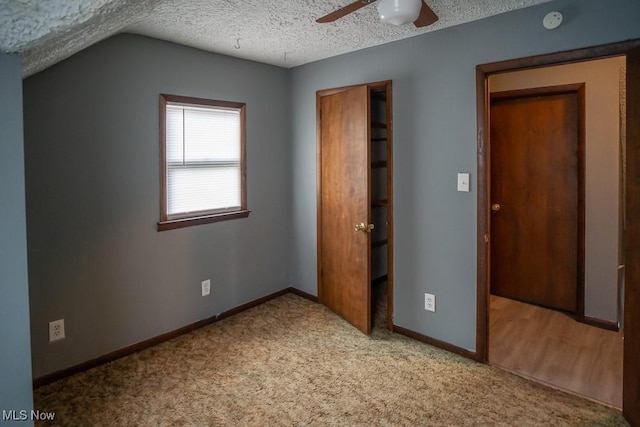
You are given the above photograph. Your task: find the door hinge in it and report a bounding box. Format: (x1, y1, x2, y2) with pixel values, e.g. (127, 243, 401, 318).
(484, 234, 489, 244)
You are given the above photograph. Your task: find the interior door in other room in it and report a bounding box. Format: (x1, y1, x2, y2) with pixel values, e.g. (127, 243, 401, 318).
(490, 85, 584, 313)
(318, 85, 371, 334)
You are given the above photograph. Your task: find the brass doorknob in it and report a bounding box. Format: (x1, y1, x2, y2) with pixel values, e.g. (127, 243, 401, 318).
(355, 223, 375, 232)
(491, 203, 501, 212)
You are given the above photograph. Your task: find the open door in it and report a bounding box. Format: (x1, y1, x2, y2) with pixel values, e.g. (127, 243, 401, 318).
(623, 46, 640, 426)
(317, 85, 372, 334)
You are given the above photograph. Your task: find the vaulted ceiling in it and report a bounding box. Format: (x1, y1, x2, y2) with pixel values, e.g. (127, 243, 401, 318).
(0, 0, 554, 77)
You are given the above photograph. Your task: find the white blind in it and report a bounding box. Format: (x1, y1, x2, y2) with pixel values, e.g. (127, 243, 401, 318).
(166, 103, 241, 217)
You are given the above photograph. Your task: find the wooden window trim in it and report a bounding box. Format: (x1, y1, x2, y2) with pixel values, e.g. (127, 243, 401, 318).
(158, 94, 249, 231)
(157, 210, 251, 231)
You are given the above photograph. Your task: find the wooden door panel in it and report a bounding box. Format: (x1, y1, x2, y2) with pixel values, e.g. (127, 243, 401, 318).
(623, 46, 640, 426)
(318, 85, 371, 334)
(490, 88, 581, 312)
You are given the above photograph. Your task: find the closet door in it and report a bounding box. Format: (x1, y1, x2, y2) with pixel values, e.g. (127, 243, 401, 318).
(317, 85, 372, 334)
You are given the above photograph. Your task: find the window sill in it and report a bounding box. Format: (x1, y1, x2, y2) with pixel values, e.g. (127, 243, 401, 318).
(157, 210, 251, 231)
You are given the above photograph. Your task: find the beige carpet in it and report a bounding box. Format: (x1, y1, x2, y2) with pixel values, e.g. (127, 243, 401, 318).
(34, 293, 627, 426)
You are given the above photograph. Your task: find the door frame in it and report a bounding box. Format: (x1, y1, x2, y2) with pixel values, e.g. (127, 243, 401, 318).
(489, 84, 586, 317)
(316, 80, 394, 331)
(476, 39, 640, 420)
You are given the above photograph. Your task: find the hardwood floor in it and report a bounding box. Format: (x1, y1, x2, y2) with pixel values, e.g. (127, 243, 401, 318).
(489, 295, 623, 408)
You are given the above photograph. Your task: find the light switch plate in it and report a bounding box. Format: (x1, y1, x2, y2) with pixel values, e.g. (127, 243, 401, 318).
(457, 173, 470, 192)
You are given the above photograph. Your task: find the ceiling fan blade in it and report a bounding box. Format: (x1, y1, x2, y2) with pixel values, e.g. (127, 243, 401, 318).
(316, 0, 374, 24)
(413, 1, 438, 27)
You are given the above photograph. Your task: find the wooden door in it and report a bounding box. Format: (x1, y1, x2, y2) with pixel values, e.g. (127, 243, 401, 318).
(623, 46, 640, 426)
(490, 85, 584, 313)
(317, 85, 372, 334)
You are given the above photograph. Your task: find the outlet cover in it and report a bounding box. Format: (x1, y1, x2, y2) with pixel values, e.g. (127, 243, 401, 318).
(49, 319, 65, 342)
(425, 293, 436, 312)
(201, 279, 211, 296)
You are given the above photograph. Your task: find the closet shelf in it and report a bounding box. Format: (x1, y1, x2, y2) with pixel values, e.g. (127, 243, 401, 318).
(371, 92, 387, 102)
(372, 239, 388, 248)
(371, 199, 388, 208)
(371, 274, 388, 286)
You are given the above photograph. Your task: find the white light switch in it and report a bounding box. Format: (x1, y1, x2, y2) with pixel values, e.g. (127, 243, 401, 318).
(457, 173, 470, 192)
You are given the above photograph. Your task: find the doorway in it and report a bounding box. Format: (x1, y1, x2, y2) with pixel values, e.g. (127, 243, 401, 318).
(316, 81, 394, 334)
(476, 40, 640, 424)
(487, 59, 623, 407)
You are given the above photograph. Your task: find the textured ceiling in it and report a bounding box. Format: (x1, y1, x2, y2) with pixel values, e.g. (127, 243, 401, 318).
(0, 0, 555, 77)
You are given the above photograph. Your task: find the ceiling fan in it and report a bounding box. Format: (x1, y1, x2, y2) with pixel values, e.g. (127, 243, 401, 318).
(317, 0, 438, 27)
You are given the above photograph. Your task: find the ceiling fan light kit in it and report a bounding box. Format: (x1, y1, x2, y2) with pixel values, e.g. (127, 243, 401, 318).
(316, 0, 438, 28)
(378, 0, 423, 26)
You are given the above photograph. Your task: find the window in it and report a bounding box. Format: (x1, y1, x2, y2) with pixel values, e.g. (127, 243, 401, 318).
(158, 94, 249, 231)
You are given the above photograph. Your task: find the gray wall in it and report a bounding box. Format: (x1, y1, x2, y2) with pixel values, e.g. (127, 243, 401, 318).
(23, 35, 292, 378)
(290, 0, 640, 351)
(20, 0, 640, 379)
(0, 53, 34, 424)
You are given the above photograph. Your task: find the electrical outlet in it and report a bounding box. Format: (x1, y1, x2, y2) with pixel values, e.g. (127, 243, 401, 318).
(49, 319, 65, 342)
(201, 279, 211, 296)
(425, 293, 436, 312)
